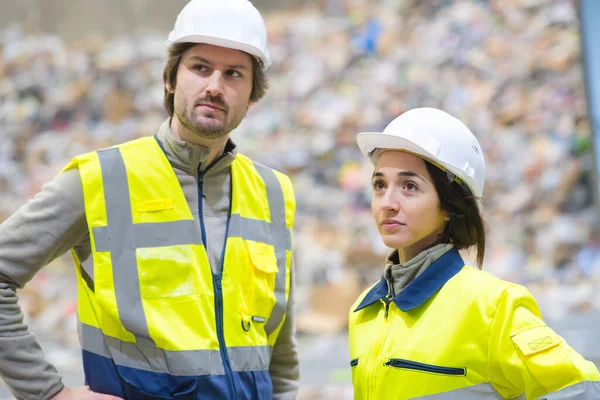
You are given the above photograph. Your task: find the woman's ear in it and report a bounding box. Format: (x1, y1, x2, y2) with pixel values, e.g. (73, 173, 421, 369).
(166, 82, 175, 94)
(443, 211, 450, 222)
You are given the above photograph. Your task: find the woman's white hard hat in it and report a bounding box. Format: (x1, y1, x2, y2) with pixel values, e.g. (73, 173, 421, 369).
(356, 107, 486, 198)
(167, 0, 271, 71)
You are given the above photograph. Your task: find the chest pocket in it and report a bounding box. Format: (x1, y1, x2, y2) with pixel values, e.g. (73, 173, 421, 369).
(241, 240, 278, 323)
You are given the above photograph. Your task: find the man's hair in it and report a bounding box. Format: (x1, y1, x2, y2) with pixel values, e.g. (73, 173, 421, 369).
(163, 43, 269, 117)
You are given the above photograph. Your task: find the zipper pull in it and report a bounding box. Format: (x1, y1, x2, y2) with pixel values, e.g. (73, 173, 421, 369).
(382, 295, 391, 319)
(198, 170, 207, 199)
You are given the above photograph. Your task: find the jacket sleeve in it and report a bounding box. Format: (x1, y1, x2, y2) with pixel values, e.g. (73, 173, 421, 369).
(487, 284, 600, 399)
(269, 258, 300, 400)
(0, 168, 89, 400)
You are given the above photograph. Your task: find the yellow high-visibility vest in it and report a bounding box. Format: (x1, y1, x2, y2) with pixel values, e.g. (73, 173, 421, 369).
(63, 136, 295, 399)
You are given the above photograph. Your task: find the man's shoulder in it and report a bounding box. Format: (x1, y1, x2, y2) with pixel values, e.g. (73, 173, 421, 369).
(236, 153, 289, 178)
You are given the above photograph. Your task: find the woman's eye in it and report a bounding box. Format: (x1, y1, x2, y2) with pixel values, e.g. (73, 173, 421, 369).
(373, 181, 385, 190)
(405, 182, 418, 191)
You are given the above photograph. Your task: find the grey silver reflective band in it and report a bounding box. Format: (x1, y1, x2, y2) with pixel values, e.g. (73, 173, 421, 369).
(252, 163, 290, 336)
(412, 383, 504, 399)
(538, 381, 600, 399)
(80, 323, 270, 375)
(97, 148, 155, 348)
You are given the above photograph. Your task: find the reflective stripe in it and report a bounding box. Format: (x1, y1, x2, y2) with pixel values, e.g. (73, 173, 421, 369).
(253, 163, 290, 336)
(228, 214, 270, 245)
(80, 323, 271, 376)
(228, 345, 271, 372)
(413, 383, 504, 399)
(94, 220, 203, 250)
(80, 323, 225, 376)
(80, 256, 94, 291)
(539, 381, 600, 399)
(228, 213, 291, 249)
(97, 148, 154, 347)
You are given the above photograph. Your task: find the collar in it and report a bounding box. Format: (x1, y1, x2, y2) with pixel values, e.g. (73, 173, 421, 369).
(154, 118, 237, 174)
(354, 247, 465, 312)
(384, 243, 454, 297)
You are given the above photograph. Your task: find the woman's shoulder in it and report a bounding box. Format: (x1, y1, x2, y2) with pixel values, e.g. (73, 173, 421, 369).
(450, 266, 534, 305)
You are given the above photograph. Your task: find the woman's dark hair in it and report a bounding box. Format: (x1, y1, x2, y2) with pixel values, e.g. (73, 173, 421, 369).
(425, 161, 485, 268)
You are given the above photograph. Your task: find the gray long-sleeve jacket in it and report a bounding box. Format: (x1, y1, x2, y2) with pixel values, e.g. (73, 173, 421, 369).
(0, 119, 299, 400)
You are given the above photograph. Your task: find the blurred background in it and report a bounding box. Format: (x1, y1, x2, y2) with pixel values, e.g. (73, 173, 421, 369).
(1, 0, 600, 398)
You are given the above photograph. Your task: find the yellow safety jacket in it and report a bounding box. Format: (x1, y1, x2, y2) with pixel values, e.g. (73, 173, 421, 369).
(63, 136, 295, 400)
(349, 248, 600, 399)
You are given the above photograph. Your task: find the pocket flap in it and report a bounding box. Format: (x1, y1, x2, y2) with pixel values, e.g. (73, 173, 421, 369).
(511, 325, 562, 356)
(246, 240, 279, 274)
(137, 198, 174, 213)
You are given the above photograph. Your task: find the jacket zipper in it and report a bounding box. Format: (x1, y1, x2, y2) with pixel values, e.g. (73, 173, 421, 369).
(350, 358, 359, 367)
(198, 168, 238, 400)
(384, 359, 466, 376)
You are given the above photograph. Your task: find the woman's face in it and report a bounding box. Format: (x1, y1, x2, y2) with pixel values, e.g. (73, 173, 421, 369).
(371, 151, 448, 259)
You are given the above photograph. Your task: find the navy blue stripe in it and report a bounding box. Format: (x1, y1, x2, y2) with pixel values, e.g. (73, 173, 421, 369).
(84, 350, 264, 399)
(83, 350, 124, 397)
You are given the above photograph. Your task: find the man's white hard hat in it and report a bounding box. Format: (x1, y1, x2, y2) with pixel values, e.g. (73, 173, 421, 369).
(167, 0, 271, 71)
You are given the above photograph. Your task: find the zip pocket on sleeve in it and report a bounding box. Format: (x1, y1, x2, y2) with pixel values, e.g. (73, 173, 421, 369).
(384, 359, 466, 376)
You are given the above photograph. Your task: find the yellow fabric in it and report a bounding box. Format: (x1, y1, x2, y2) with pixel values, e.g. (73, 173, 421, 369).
(349, 266, 600, 399)
(222, 155, 295, 348)
(136, 198, 174, 213)
(63, 136, 295, 355)
(487, 284, 600, 398)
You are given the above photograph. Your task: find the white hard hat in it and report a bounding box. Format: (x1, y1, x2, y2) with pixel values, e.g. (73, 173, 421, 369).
(356, 107, 486, 198)
(167, 0, 271, 71)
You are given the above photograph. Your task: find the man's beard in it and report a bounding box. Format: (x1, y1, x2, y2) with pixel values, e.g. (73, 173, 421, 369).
(176, 94, 247, 140)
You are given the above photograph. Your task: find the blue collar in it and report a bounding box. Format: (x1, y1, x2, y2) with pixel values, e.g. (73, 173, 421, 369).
(354, 248, 465, 312)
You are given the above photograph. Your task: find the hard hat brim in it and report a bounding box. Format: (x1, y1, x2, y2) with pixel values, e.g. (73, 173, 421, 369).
(356, 131, 482, 197)
(166, 35, 271, 71)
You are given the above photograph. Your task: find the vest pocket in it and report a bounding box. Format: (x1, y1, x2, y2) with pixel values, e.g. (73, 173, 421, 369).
(384, 359, 466, 376)
(242, 240, 279, 320)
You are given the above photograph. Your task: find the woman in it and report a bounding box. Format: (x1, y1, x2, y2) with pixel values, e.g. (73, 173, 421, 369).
(349, 107, 600, 399)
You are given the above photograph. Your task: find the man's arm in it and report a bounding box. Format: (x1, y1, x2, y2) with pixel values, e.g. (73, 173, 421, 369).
(269, 259, 300, 400)
(0, 169, 88, 400)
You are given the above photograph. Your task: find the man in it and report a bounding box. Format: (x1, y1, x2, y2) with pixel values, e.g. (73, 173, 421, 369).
(0, 0, 299, 399)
